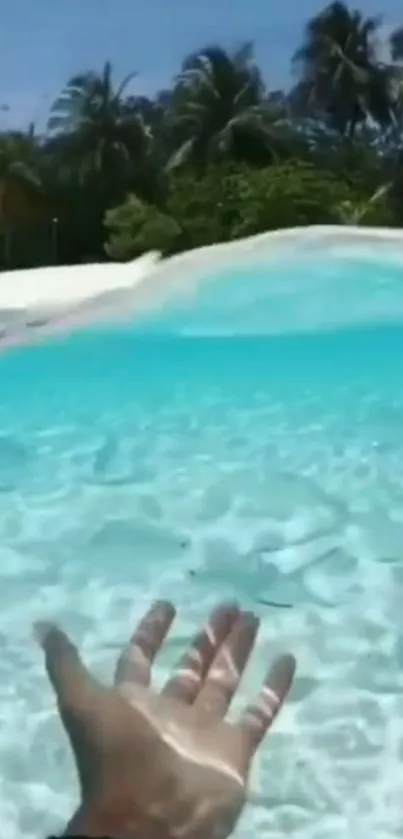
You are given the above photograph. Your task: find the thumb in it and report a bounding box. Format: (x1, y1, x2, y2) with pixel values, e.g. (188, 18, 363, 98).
(34, 621, 96, 713)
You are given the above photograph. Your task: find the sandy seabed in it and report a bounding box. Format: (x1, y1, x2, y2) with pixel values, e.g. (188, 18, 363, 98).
(1, 227, 403, 838)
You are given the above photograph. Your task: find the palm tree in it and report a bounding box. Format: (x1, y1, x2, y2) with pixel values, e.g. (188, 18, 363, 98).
(292, 2, 394, 138)
(47, 61, 152, 199)
(388, 27, 403, 132)
(121, 89, 175, 178)
(167, 43, 291, 169)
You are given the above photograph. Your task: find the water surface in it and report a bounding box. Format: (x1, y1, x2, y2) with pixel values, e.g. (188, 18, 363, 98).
(0, 251, 402, 839)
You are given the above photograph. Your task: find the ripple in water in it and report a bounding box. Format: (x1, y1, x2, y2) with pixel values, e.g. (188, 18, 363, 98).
(0, 315, 402, 839)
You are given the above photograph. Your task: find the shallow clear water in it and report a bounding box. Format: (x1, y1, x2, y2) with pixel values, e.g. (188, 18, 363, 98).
(1, 252, 403, 839)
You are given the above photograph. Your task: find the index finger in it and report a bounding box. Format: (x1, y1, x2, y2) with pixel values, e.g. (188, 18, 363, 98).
(236, 654, 296, 757)
(162, 603, 240, 703)
(114, 600, 175, 690)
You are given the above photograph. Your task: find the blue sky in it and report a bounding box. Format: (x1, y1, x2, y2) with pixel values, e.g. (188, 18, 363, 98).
(0, 0, 401, 131)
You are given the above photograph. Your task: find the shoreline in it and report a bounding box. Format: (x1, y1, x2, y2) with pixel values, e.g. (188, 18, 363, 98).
(1, 224, 403, 351)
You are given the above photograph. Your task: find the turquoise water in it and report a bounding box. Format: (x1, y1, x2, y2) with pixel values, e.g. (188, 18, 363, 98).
(1, 257, 403, 838)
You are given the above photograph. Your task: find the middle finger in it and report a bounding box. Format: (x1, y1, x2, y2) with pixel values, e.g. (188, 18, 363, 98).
(194, 611, 259, 718)
(114, 600, 176, 690)
(162, 603, 240, 703)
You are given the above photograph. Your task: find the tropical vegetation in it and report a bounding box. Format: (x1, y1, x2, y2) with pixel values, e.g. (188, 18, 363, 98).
(2, 1, 403, 269)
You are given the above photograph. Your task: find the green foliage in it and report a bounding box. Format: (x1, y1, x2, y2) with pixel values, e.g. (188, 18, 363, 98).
(3, 3, 403, 269)
(105, 161, 387, 258)
(225, 162, 355, 236)
(104, 195, 182, 260)
(167, 166, 242, 248)
(333, 183, 393, 225)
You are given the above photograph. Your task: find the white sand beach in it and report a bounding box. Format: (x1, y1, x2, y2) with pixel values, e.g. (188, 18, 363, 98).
(1, 224, 403, 348)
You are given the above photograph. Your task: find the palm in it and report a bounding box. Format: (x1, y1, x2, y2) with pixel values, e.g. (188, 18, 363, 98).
(37, 602, 295, 839)
(292, 1, 393, 137)
(168, 44, 287, 169)
(47, 61, 151, 196)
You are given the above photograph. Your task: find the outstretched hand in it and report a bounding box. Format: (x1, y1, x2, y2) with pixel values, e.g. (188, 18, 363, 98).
(36, 602, 295, 839)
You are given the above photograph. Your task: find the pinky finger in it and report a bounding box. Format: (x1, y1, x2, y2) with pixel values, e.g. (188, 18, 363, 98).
(237, 654, 296, 756)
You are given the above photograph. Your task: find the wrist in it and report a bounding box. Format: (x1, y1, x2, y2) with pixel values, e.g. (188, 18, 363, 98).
(63, 804, 109, 837)
(62, 804, 171, 839)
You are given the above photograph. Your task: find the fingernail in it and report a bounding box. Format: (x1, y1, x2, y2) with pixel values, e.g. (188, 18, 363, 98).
(151, 600, 175, 617)
(217, 602, 241, 614)
(270, 654, 297, 689)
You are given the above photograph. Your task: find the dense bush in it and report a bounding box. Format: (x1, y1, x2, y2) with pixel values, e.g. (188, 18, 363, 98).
(105, 196, 182, 260)
(104, 161, 392, 258)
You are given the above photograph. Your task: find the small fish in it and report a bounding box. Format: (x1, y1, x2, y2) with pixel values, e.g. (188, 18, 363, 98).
(257, 598, 293, 609)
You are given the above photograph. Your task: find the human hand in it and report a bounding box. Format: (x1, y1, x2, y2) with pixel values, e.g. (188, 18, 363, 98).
(36, 602, 295, 839)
